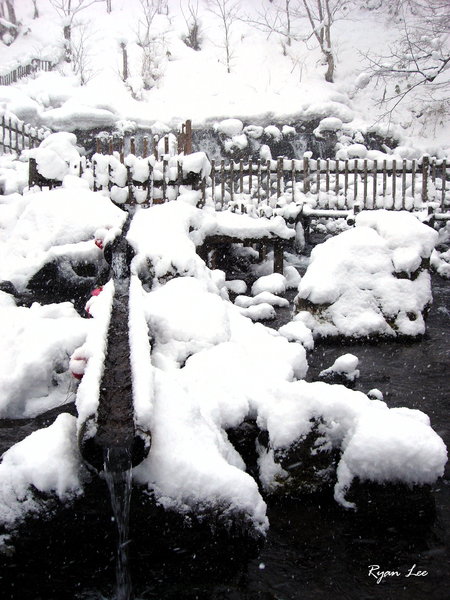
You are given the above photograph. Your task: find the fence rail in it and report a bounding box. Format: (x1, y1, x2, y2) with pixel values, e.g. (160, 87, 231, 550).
(0, 58, 56, 86)
(1, 113, 51, 154)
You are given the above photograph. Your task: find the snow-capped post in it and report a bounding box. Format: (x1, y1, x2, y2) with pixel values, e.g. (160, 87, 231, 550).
(372, 159, 377, 204)
(303, 156, 310, 193)
(392, 159, 397, 203)
(363, 159, 368, 206)
(130, 136, 136, 155)
(422, 155, 429, 204)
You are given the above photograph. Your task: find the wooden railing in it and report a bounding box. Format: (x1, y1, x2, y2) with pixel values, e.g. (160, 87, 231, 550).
(1, 112, 51, 154)
(0, 58, 56, 86)
(210, 156, 449, 211)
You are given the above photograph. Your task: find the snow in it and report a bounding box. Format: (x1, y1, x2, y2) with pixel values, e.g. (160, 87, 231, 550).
(251, 273, 287, 296)
(0, 413, 83, 528)
(319, 353, 360, 382)
(295, 211, 438, 338)
(0, 301, 89, 418)
(28, 131, 82, 180)
(278, 320, 315, 351)
(0, 186, 126, 291)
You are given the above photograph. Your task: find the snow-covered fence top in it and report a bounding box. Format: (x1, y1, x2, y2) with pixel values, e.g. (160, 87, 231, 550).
(1, 112, 51, 155)
(0, 58, 56, 87)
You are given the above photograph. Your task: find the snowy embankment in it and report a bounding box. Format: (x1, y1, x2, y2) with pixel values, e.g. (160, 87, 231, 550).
(0, 192, 447, 538)
(293, 210, 438, 338)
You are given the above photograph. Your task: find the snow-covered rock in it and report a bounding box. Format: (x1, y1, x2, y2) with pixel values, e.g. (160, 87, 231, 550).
(294, 211, 438, 338)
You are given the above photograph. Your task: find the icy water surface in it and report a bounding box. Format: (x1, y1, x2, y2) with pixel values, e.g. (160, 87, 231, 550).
(0, 277, 449, 600)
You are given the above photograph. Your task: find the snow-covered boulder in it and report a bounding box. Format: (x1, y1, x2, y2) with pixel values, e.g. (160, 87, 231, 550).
(28, 132, 82, 181)
(294, 210, 438, 338)
(0, 302, 89, 418)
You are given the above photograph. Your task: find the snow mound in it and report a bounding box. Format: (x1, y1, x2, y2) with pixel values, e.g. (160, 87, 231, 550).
(251, 273, 287, 296)
(319, 353, 360, 382)
(295, 211, 437, 338)
(0, 187, 126, 291)
(0, 414, 83, 528)
(0, 302, 89, 418)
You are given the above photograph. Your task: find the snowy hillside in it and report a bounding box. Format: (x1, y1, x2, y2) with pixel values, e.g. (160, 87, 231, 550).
(1, 0, 449, 156)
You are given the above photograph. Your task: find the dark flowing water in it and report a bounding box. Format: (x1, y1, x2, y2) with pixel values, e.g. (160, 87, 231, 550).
(0, 276, 448, 600)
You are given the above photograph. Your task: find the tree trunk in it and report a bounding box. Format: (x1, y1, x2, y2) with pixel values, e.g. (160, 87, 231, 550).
(5, 0, 17, 25)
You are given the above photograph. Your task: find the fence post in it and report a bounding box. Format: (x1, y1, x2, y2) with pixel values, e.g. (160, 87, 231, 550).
(28, 157, 38, 187)
(442, 159, 447, 211)
(422, 156, 429, 204)
(185, 119, 192, 154)
(303, 156, 310, 193)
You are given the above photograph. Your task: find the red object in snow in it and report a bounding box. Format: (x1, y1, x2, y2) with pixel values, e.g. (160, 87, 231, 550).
(91, 287, 103, 296)
(71, 371, 84, 380)
(95, 239, 104, 250)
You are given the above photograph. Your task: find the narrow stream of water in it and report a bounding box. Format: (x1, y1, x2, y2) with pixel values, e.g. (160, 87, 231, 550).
(104, 448, 133, 600)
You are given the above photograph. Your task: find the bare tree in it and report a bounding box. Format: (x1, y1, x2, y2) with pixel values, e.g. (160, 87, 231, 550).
(136, 0, 169, 89)
(181, 0, 202, 51)
(32, 0, 39, 18)
(49, 0, 103, 61)
(71, 20, 96, 84)
(208, 0, 241, 74)
(363, 0, 450, 120)
(244, 0, 294, 55)
(3, 0, 17, 25)
(299, 0, 344, 83)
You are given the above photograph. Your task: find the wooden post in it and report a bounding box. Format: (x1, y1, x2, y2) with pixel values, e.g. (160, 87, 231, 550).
(316, 159, 320, 196)
(249, 158, 253, 192)
(411, 160, 416, 200)
(292, 159, 296, 203)
(28, 157, 37, 187)
(335, 160, 340, 198)
(277, 156, 283, 198)
(1, 115, 5, 152)
(221, 159, 225, 207)
(353, 159, 358, 203)
(402, 159, 407, 209)
(108, 137, 113, 155)
(130, 137, 136, 156)
(230, 160, 234, 204)
(259, 243, 267, 262)
(164, 135, 169, 156)
(383, 160, 387, 199)
(344, 159, 349, 206)
(303, 156, 310, 193)
(441, 159, 447, 211)
(372, 160, 377, 209)
(266, 159, 271, 201)
(431, 158, 436, 185)
(273, 242, 284, 274)
(325, 158, 330, 193)
(119, 138, 124, 163)
(239, 159, 244, 193)
(143, 136, 148, 158)
(363, 159, 368, 208)
(211, 159, 216, 205)
(392, 159, 397, 205)
(126, 165, 133, 204)
(421, 156, 429, 204)
(96, 138, 101, 154)
(257, 159, 262, 203)
(185, 119, 192, 154)
(21, 123, 25, 151)
(162, 158, 168, 202)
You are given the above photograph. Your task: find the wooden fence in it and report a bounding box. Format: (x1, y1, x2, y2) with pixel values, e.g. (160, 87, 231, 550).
(210, 156, 449, 212)
(1, 113, 50, 154)
(94, 119, 193, 161)
(28, 151, 450, 216)
(0, 58, 56, 86)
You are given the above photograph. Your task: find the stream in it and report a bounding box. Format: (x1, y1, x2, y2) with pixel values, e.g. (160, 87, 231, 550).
(0, 271, 448, 599)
